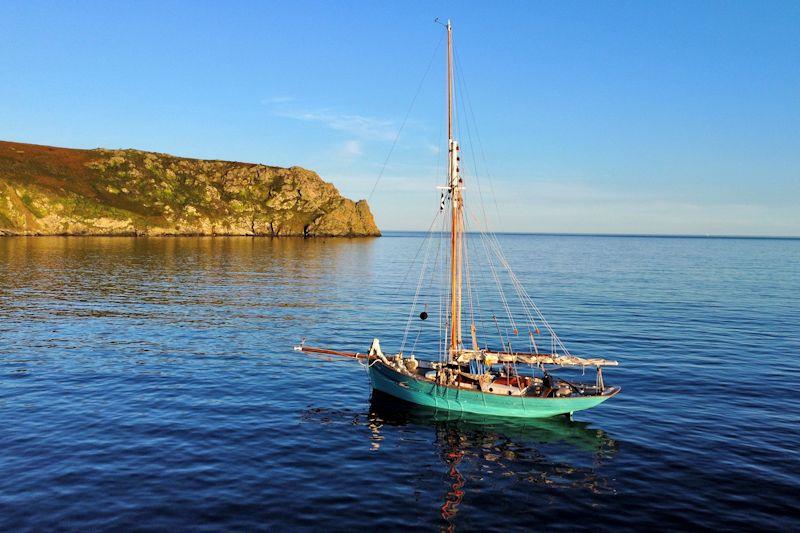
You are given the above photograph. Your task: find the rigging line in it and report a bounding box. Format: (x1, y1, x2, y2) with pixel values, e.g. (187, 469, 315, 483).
(470, 232, 492, 350)
(483, 235, 572, 356)
(518, 283, 571, 355)
(459, 151, 542, 351)
(469, 211, 543, 342)
(453, 47, 503, 229)
(425, 223, 443, 293)
(412, 227, 444, 357)
(426, 71, 449, 360)
(462, 214, 476, 343)
(425, 202, 445, 359)
(484, 235, 530, 352)
(470, 232, 520, 338)
(400, 211, 442, 353)
(463, 226, 485, 372)
(410, 248, 438, 356)
(454, 98, 521, 327)
(478, 230, 560, 343)
(463, 203, 555, 350)
(464, 222, 475, 327)
(435, 196, 447, 362)
(367, 32, 445, 202)
(452, 69, 493, 349)
(456, 157, 557, 354)
(439, 200, 449, 362)
(453, 51, 492, 237)
(390, 209, 443, 304)
(454, 50, 526, 349)
(492, 314, 506, 353)
(410, 320, 424, 355)
(400, 235, 434, 353)
(412, 226, 438, 315)
(454, 45, 559, 354)
(474, 223, 558, 343)
(457, 97, 516, 344)
(474, 216, 518, 343)
(460, 216, 495, 350)
(434, 72, 446, 193)
(451, 39, 484, 354)
(434, 38, 448, 360)
(476, 226, 516, 333)
(468, 224, 503, 350)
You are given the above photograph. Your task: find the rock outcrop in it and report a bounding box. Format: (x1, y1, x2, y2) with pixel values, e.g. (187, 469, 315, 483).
(0, 140, 380, 237)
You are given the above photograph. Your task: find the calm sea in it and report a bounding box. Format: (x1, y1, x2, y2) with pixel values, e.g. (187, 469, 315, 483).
(1, 234, 798, 530)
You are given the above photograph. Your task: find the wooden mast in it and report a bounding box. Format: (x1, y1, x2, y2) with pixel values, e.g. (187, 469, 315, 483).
(446, 20, 463, 360)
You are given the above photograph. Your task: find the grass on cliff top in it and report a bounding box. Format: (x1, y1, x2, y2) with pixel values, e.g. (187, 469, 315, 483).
(0, 141, 184, 220)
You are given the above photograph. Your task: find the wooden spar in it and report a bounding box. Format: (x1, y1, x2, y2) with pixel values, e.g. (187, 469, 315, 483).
(297, 345, 371, 360)
(455, 349, 619, 367)
(447, 20, 453, 143)
(446, 20, 464, 359)
(297, 343, 618, 368)
(447, 19, 456, 356)
(470, 323, 479, 352)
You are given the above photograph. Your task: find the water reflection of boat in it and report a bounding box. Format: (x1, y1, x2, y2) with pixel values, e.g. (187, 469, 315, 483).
(368, 391, 618, 530)
(369, 391, 617, 456)
(301, 393, 618, 529)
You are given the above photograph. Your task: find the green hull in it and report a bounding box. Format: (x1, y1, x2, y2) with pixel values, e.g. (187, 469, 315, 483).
(368, 362, 618, 419)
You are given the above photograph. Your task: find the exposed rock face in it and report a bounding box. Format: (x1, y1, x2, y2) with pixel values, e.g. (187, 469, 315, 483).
(0, 140, 380, 237)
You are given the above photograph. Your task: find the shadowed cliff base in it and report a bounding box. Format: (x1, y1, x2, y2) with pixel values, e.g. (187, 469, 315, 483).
(0, 140, 380, 237)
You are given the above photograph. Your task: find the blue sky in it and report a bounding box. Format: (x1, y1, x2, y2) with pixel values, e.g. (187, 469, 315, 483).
(2, 1, 798, 235)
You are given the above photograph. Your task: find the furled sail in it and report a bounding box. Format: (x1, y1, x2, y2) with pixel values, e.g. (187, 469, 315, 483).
(453, 350, 618, 367)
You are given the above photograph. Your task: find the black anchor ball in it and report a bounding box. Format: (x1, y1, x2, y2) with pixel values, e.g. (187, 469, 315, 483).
(419, 311, 429, 321)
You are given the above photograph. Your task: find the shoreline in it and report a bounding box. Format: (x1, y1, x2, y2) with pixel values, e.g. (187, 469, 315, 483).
(0, 232, 381, 238)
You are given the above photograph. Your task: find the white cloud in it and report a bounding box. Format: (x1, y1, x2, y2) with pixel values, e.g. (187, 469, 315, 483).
(278, 108, 397, 141)
(265, 99, 398, 141)
(261, 96, 296, 104)
(338, 140, 363, 158)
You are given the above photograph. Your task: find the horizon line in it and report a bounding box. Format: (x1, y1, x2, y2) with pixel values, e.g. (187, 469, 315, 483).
(378, 230, 800, 240)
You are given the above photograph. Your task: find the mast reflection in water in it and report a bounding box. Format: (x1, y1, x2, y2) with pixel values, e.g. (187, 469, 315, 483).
(303, 391, 617, 530)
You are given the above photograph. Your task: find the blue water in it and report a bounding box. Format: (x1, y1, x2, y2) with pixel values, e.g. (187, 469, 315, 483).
(1, 234, 798, 530)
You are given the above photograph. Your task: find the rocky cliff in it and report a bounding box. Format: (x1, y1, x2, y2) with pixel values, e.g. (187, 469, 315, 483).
(0, 141, 380, 237)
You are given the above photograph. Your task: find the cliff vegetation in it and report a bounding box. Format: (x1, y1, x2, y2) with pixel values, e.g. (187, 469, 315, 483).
(0, 141, 380, 237)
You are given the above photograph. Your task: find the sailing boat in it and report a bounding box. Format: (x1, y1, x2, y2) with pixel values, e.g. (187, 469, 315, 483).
(296, 20, 620, 419)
